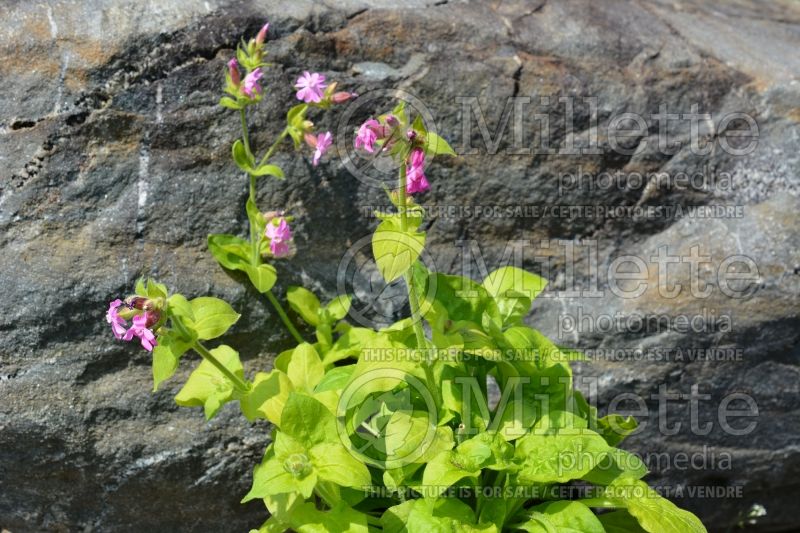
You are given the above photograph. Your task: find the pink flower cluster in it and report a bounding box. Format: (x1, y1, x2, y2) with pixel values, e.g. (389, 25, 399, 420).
(106, 299, 158, 352)
(354, 118, 431, 194)
(265, 217, 293, 258)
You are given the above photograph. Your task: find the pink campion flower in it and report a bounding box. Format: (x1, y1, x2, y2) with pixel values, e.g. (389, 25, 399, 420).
(294, 71, 327, 103)
(106, 299, 128, 340)
(228, 58, 241, 87)
(242, 68, 264, 98)
(123, 313, 158, 352)
(313, 132, 333, 166)
(255, 22, 269, 45)
(265, 218, 293, 258)
(354, 119, 381, 153)
(406, 148, 430, 194)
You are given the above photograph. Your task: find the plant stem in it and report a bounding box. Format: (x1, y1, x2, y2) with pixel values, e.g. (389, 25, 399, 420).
(193, 340, 252, 393)
(258, 128, 289, 167)
(173, 315, 251, 393)
(265, 290, 305, 344)
(238, 111, 306, 345)
(397, 165, 439, 406)
(315, 482, 340, 508)
(240, 108, 253, 158)
(248, 174, 258, 262)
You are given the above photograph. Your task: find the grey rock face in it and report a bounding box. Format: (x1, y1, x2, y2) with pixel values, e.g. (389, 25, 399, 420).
(1, 0, 798, 531)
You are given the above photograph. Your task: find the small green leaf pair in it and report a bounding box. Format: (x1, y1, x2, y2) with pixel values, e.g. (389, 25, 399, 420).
(232, 139, 285, 178)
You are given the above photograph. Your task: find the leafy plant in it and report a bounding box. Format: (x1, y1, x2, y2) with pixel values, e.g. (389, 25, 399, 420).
(105, 23, 707, 533)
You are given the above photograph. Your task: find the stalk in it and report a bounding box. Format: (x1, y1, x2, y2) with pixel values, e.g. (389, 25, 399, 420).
(397, 164, 439, 405)
(265, 290, 304, 344)
(238, 110, 305, 344)
(193, 341, 251, 393)
(173, 316, 251, 393)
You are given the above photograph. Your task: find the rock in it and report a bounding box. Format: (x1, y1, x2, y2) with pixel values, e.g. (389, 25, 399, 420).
(1, 0, 798, 531)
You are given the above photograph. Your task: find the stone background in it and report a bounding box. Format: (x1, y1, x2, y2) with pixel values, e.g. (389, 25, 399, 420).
(1, 0, 798, 531)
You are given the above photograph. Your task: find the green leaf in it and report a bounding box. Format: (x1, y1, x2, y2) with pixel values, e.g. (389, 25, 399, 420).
(424, 131, 456, 157)
(383, 410, 454, 468)
(315, 365, 356, 393)
(325, 294, 352, 322)
(167, 293, 196, 334)
(597, 510, 648, 533)
(282, 392, 337, 447)
(252, 164, 285, 179)
(246, 196, 266, 240)
(232, 139, 253, 172)
(207, 233, 251, 271)
(425, 272, 489, 324)
(372, 215, 426, 283)
(240, 370, 293, 425)
(152, 334, 191, 391)
(288, 502, 369, 533)
(189, 297, 240, 340)
(287, 286, 321, 326)
(523, 501, 605, 533)
(310, 442, 372, 489)
(322, 328, 377, 366)
(514, 430, 611, 484)
(404, 498, 487, 532)
(174, 345, 244, 419)
(146, 279, 168, 299)
(604, 480, 707, 533)
(219, 96, 241, 110)
(242, 441, 318, 501)
(582, 448, 648, 486)
(245, 264, 277, 293)
(483, 266, 547, 301)
(483, 266, 547, 325)
(598, 414, 639, 446)
(421, 450, 481, 497)
(287, 343, 325, 392)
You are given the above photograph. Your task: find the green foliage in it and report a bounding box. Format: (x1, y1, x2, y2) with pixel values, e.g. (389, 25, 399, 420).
(130, 64, 708, 533)
(175, 345, 244, 419)
(372, 210, 426, 283)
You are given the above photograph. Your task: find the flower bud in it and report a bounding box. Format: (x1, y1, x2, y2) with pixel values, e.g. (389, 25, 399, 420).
(303, 132, 318, 148)
(255, 22, 269, 46)
(262, 210, 285, 223)
(283, 453, 312, 478)
(331, 91, 358, 104)
(227, 58, 240, 87)
(143, 310, 161, 329)
(125, 296, 149, 310)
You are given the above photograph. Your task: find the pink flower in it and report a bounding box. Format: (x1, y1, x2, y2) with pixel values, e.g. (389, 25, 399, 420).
(313, 132, 333, 166)
(255, 22, 269, 45)
(228, 58, 240, 87)
(265, 217, 293, 258)
(354, 119, 380, 153)
(106, 299, 127, 340)
(406, 148, 430, 194)
(123, 313, 158, 352)
(243, 68, 264, 98)
(294, 71, 327, 103)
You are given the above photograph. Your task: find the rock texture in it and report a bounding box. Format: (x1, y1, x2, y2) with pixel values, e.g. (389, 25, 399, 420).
(1, 0, 798, 531)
